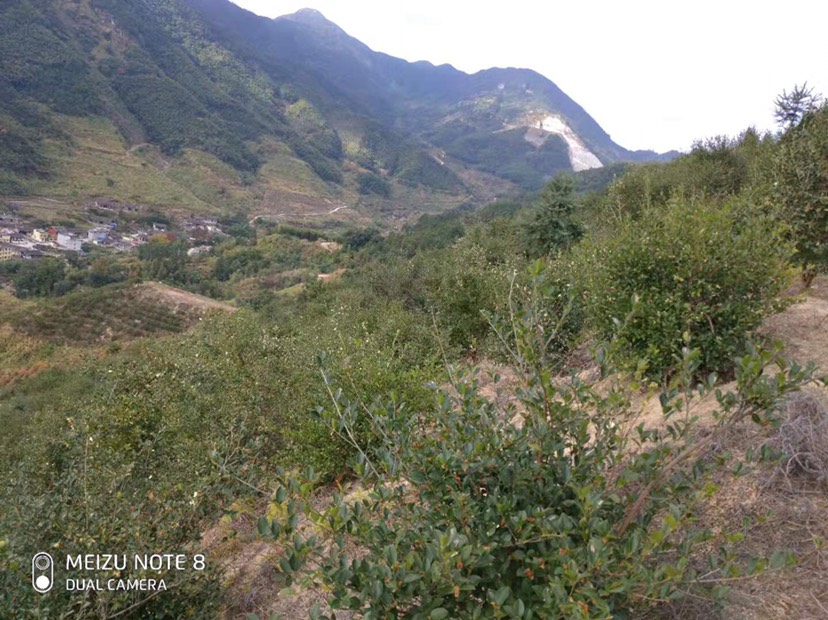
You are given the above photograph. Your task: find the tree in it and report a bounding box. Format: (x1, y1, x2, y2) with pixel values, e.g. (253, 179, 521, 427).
(138, 238, 188, 282)
(774, 83, 823, 129)
(772, 104, 828, 285)
(12, 258, 66, 297)
(572, 196, 793, 378)
(523, 175, 584, 257)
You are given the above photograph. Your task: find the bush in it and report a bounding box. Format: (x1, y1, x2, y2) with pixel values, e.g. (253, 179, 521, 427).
(357, 172, 392, 197)
(0, 304, 442, 617)
(772, 105, 828, 284)
(258, 279, 817, 619)
(11, 257, 66, 297)
(522, 175, 584, 258)
(487, 259, 584, 369)
(572, 197, 793, 378)
(214, 246, 268, 281)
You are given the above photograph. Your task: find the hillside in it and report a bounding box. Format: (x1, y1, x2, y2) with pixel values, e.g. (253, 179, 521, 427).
(0, 0, 672, 226)
(1, 281, 232, 347)
(205, 282, 828, 619)
(1, 109, 827, 618)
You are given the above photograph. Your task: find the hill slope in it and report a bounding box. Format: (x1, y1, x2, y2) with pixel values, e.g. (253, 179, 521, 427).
(0, 0, 674, 222)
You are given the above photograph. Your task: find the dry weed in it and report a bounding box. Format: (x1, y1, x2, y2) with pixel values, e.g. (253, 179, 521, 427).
(763, 391, 828, 490)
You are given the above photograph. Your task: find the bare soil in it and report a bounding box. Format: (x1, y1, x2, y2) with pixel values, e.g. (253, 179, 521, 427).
(138, 282, 236, 314)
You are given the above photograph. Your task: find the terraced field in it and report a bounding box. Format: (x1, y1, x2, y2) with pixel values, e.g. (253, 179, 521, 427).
(6, 282, 233, 346)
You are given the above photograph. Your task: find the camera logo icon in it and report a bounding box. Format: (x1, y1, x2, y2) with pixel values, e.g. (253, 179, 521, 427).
(32, 552, 53, 593)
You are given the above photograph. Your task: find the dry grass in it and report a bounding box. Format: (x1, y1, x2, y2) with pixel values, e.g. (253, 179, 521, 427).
(650, 279, 828, 619)
(204, 486, 363, 620)
(763, 392, 828, 490)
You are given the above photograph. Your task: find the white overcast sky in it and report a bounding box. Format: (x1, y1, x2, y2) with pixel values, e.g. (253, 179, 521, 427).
(230, 1, 827, 153)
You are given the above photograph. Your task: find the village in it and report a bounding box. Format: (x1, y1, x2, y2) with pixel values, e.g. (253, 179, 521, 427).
(0, 199, 225, 262)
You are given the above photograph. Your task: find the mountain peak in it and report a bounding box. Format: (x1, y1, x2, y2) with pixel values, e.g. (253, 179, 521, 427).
(277, 7, 350, 39)
(282, 8, 332, 25)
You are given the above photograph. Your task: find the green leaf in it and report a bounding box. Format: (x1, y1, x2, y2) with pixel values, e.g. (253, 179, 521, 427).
(494, 586, 510, 606)
(769, 550, 795, 569)
(430, 609, 449, 619)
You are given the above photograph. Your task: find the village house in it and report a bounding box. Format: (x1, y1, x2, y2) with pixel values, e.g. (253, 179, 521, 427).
(184, 216, 224, 242)
(31, 228, 50, 242)
(0, 228, 24, 243)
(0, 242, 22, 261)
(56, 232, 84, 252)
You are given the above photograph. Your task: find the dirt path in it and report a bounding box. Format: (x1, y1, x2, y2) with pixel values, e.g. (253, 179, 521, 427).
(127, 142, 151, 153)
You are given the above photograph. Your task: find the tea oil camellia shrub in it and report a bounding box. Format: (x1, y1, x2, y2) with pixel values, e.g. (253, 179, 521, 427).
(0, 306, 440, 618)
(256, 267, 817, 619)
(572, 197, 793, 379)
(772, 104, 828, 285)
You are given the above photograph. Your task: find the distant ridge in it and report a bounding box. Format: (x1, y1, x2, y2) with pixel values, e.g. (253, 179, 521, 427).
(0, 0, 675, 218)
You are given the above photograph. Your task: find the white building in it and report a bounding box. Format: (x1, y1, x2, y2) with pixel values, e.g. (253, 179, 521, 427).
(57, 232, 83, 251)
(0, 228, 21, 243)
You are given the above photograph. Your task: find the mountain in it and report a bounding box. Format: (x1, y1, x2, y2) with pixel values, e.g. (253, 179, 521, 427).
(0, 0, 674, 224)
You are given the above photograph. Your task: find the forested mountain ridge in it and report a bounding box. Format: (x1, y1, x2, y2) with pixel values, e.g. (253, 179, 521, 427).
(0, 0, 674, 219)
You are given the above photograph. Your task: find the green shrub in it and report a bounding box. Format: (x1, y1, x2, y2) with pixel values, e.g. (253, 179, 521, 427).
(0, 303, 442, 617)
(11, 257, 66, 297)
(573, 197, 793, 378)
(597, 133, 772, 227)
(214, 246, 268, 281)
(357, 172, 392, 197)
(772, 105, 828, 283)
(522, 175, 584, 258)
(259, 282, 816, 619)
(487, 259, 584, 369)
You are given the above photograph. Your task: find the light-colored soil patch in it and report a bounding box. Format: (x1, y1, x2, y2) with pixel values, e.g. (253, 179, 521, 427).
(138, 282, 236, 314)
(318, 240, 342, 253)
(316, 268, 347, 282)
(759, 295, 828, 368)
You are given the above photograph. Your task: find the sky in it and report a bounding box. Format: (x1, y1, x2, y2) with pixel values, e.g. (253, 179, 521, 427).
(230, 1, 827, 153)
